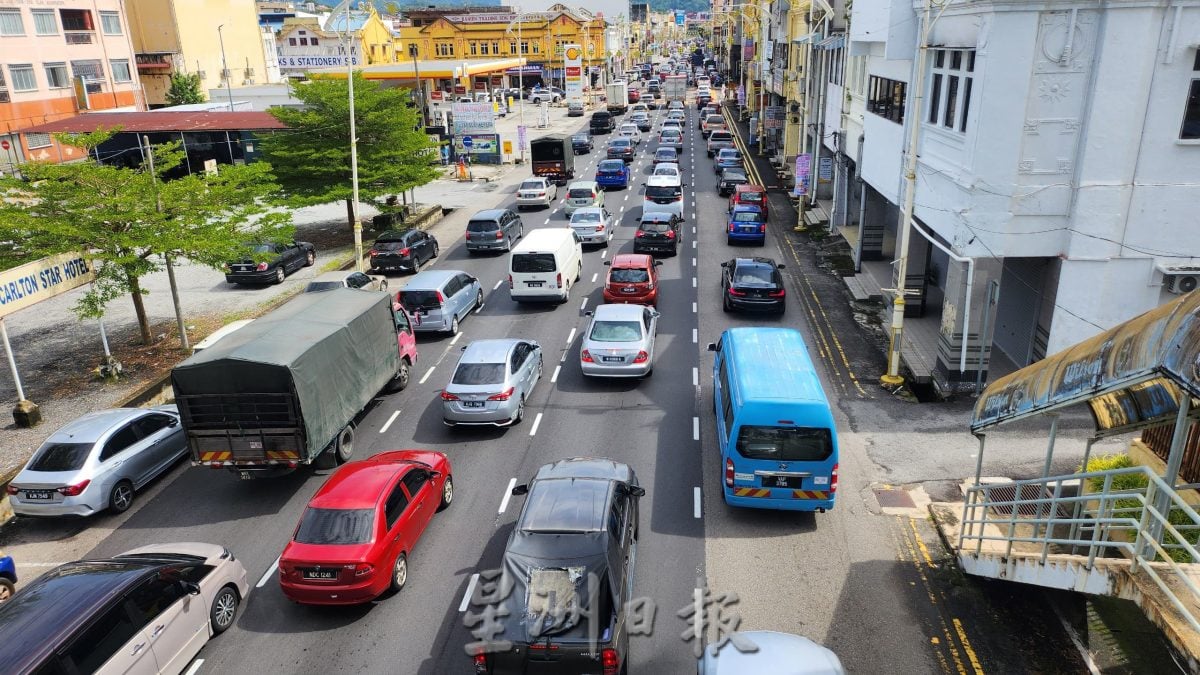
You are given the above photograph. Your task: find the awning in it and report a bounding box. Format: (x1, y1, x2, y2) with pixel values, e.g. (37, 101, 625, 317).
(793, 32, 823, 44)
(818, 35, 845, 50)
(971, 290, 1200, 434)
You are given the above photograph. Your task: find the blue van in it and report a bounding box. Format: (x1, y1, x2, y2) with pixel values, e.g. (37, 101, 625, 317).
(707, 327, 838, 512)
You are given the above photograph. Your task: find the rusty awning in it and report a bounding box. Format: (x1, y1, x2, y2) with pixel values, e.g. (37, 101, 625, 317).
(972, 290, 1200, 434)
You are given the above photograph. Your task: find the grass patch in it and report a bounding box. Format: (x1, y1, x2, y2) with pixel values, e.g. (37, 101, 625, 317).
(1083, 453, 1199, 563)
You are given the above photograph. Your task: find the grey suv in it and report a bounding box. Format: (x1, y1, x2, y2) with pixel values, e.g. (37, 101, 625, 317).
(465, 208, 524, 254)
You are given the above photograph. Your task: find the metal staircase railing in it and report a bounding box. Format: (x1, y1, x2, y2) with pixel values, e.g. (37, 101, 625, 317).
(959, 465, 1200, 632)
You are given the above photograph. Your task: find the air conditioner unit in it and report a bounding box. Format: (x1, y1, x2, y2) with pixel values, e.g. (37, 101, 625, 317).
(1161, 266, 1200, 294)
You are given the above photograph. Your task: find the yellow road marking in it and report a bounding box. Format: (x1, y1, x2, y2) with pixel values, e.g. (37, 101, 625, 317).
(952, 618, 986, 675)
(894, 518, 970, 675)
(909, 517, 937, 569)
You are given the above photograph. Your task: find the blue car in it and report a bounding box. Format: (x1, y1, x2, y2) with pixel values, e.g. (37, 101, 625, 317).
(727, 205, 766, 245)
(595, 159, 630, 190)
(0, 552, 15, 602)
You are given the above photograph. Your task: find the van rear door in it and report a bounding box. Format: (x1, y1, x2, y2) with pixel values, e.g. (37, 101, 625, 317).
(511, 252, 561, 291)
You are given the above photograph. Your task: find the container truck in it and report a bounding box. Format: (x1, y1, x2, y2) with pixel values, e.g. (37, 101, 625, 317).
(606, 81, 628, 115)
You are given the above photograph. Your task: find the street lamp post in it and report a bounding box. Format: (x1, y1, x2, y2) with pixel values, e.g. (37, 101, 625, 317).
(216, 24, 235, 112)
(331, 0, 363, 272)
(409, 43, 426, 127)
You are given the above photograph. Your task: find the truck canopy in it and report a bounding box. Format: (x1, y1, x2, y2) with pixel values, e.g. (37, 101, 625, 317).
(172, 288, 399, 457)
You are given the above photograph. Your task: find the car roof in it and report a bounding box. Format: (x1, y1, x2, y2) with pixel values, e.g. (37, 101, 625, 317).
(593, 304, 648, 323)
(403, 269, 460, 289)
(568, 180, 599, 189)
(470, 208, 508, 220)
(532, 456, 635, 483)
(701, 631, 844, 674)
(375, 229, 418, 242)
(655, 147, 677, 154)
(460, 338, 521, 363)
(311, 459, 406, 509)
(723, 169, 749, 178)
(646, 174, 682, 186)
(609, 253, 654, 269)
(733, 256, 778, 268)
(45, 408, 147, 443)
(598, 159, 624, 166)
(572, 206, 605, 217)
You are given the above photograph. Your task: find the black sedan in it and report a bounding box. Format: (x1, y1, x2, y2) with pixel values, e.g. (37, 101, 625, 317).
(607, 137, 636, 163)
(720, 257, 787, 314)
(572, 133, 594, 155)
(225, 241, 315, 285)
(718, 168, 750, 196)
(368, 228, 439, 274)
(633, 211, 682, 256)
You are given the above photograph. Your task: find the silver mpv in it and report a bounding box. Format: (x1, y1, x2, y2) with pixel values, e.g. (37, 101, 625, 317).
(442, 339, 543, 426)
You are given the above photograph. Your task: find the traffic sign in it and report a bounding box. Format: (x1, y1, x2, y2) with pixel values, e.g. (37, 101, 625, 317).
(0, 140, 9, 150)
(461, 136, 473, 148)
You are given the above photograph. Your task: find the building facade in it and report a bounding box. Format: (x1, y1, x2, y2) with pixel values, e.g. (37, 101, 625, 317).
(0, 0, 143, 170)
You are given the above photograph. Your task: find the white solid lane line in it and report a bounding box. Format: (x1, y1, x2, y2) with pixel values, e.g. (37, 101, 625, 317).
(419, 367, 435, 385)
(693, 240, 697, 249)
(499, 477, 517, 514)
(459, 573, 480, 612)
(551, 364, 562, 383)
(529, 412, 544, 436)
(256, 557, 280, 588)
(692, 328, 698, 344)
(693, 416, 700, 441)
(450, 331, 464, 345)
(492, 279, 503, 290)
(379, 410, 401, 434)
(692, 367, 699, 387)
(694, 487, 702, 519)
(692, 257, 697, 267)
(183, 660, 205, 675)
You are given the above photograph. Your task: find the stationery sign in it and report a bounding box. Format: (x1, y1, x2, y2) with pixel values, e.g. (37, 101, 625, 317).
(794, 153, 812, 197)
(564, 44, 584, 105)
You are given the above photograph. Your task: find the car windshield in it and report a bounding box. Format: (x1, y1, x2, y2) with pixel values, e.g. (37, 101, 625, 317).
(736, 426, 834, 462)
(400, 290, 442, 310)
(733, 264, 775, 285)
(598, 161, 624, 172)
(520, 180, 545, 190)
(568, 188, 596, 199)
(512, 253, 557, 273)
(452, 362, 505, 385)
(250, 244, 276, 255)
(294, 507, 375, 544)
(27, 442, 92, 472)
(590, 319, 643, 342)
(646, 186, 681, 199)
(733, 211, 762, 222)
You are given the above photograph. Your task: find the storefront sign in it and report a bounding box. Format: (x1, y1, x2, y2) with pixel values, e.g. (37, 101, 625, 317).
(794, 154, 811, 197)
(764, 106, 786, 129)
(819, 156, 834, 181)
(564, 44, 584, 104)
(505, 65, 543, 76)
(451, 102, 496, 134)
(278, 55, 360, 69)
(0, 252, 94, 319)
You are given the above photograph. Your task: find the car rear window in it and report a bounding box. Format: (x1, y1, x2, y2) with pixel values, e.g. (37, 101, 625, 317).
(735, 426, 834, 462)
(646, 185, 681, 199)
(733, 211, 762, 222)
(590, 320, 643, 342)
(373, 240, 406, 251)
(572, 211, 601, 223)
(598, 161, 624, 172)
(732, 264, 775, 285)
(467, 220, 500, 232)
(706, 115, 725, 125)
(512, 253, 557, 273)
(640, 221, 672, 233)
(305, 281, 344, 292)
(568, 188, 596, 199)
(710, 131, 732, 141)
(294, 507, 375, 544)
(27, 442, 92, 472)
(519, 180, 544, 191)
(610, 268, 650, 283)
(399, 290, 442, 310)
(740, 191, 766, 202)
(452, 362, 505, 385)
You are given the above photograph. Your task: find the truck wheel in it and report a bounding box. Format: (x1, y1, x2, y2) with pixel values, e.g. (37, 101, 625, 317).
(334, 425, 354, 464)
(390, 360, 411, 392)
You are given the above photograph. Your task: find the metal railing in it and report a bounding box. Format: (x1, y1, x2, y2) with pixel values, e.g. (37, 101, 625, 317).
(959, 465, 1200, 632)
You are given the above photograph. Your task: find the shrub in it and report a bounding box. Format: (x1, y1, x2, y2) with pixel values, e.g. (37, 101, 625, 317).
(1081, 452, 1197, 563)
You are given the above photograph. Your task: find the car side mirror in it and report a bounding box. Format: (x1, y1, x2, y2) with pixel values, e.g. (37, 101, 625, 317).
(603, 261, 612, 266)
(511, 484, 529, 496)
(584, 310, 593, 317)
(654, 260, 663, 267)
(629, 485, 646, 498)
(178, 580, 201, 596)
(776, 264, 786, 270)
(720, 262, 729, 267)
(707, 343, 718, 352)
(167, 417, 180, 428)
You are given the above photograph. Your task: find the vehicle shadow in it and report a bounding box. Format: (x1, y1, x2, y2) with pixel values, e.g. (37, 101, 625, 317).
(407, 396, 513, 446)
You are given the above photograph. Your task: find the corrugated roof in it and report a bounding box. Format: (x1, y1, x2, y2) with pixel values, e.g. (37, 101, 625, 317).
(21, 111, 288, 134)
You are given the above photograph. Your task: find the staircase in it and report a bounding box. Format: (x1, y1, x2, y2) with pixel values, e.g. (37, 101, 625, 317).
(933, 466, 1200, 671)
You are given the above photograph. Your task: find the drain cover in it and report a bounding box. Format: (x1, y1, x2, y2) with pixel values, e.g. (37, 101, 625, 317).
(873, 488, 916, 509)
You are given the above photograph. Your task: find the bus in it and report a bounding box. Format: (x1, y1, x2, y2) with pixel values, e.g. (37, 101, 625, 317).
(707, 327, 839, 512)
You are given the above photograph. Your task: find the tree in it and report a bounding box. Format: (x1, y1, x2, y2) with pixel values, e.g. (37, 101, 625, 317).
(383, 1, 400, 15)
(257, 73, 439, 231)
(0, 130, 291, 346)
(165, 72, 205, 106)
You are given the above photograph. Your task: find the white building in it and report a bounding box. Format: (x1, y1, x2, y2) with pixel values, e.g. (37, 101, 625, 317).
(837, 0, 1200, 393)
(275, 17, 363, 79)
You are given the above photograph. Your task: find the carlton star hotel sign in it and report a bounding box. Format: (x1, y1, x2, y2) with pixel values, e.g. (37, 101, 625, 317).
(0, 253, 94, 319)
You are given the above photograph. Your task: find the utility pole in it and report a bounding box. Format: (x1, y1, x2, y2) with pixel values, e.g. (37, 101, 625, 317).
(217, 25, 235, 112)
(331, 0, 363, 272)
(410, 43, 425, 127)
(144, 135, 189, 352)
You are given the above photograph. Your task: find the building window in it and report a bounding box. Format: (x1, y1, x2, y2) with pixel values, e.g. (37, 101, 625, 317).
(480, 41, 489, 55)
(469, 41, 478, 56)
(927, 48, 975, 132)
(32, 9, 57, 35)
(532, 41, 539, 54)
(310, 37, 318, 46)
(8, 64, 36, 92)
(435, 41, 454, 57)
(26, 132, 52, 149)
(867, 75, 906, 124)
(1181, 51, 1200, 140)
(110, 59, 131, 83)
(520, 40, 529, 54)
(71, 59, 105, 84)
(44, 62, 69, 88)
(59, 9, 94, 32)
(99, 11, 121, 35)
(0, 9, 25, 36)
(288, 37, 297, 46)
(827, 46, 843, 85)
(492, 41, 500, 55)
(299, 37, 308, 46)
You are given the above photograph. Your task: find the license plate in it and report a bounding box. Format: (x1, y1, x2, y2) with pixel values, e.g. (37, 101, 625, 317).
(462, 401, 485, 408)
(741, 227, 756, 233)
(623, 287, 636, 293)
(527, 281, 543, 287)
(302, 569, 338, 580)
(24, 490, 53, 500)
(768, 476, 802, 489)
(602, 356, 623, 363)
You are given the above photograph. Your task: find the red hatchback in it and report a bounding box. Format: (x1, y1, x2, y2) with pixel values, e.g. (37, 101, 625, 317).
(602, 253, 662, 306)
(279, 450, 453, 605)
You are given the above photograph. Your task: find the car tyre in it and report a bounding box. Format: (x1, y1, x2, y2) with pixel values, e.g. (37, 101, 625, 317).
(0, 578, 13, 603)
(722, 293, 733, 313)
(273, 267, 286, 284)
(475, 289, 484, 310)
(513, 396, 526, 424)
(390, 553, 408, 593)
(449, 316, 460, 335)
(304, 250, 316, 266)
(334, 425, 354, 464)
(438, 475, 454, 511)
(109, 480, 134, 514)
(431, 242, 440, 259)
(210, 586, 239, 634)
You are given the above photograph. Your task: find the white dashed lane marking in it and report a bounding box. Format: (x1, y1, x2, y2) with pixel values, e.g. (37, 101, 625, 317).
(419, 367, 435, 385)
(379, 410, 400, 434)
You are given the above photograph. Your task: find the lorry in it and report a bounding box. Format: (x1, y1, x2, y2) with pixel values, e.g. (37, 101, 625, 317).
(664, 74, 688, 104)
(172, 288, 418, 478)
(606, 81, 628, 115)
(529, 134, 575, 185)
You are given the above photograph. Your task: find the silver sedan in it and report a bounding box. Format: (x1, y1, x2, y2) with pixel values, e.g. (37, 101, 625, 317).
(7, 406, 188, 517)
(580, 304, 659, 378)
(442, 339, 543, 426)
(569, 207, 616, 247)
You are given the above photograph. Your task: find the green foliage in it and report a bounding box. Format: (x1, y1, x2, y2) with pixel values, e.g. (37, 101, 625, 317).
(1082, 453, 1198, 563)
(0, 130, 291, 330)
(649, 0, 711, 12)
(165, 72, 205, 106)
(257, 74, 439, 208)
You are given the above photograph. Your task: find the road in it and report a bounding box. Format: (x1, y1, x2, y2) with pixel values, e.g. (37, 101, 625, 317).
(0, 93, 1097, 674)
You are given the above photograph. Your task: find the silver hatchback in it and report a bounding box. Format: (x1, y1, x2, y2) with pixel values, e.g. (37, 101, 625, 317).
(580, 304, 659, 378)
(7, 406, 188, 517)
(442, 339, 543, 426)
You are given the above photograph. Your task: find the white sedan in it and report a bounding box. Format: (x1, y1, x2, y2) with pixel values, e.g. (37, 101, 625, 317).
(515, 177, 558, 209)
(617, 124, 642, 146)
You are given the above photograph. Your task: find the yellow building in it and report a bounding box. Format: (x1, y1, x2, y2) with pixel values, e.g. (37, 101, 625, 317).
(125, 0, 270, 107)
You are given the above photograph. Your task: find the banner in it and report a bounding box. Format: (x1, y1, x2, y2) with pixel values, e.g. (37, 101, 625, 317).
(451, 102, 495, 134)
(819, 156, 834, 181)
(453, 134, 501, 164)
(764, 106, 786, 129)
(564, 44, 584, 105)
(0, 252, 94, 319)
(736, 85, 746, 107)
(794, 154, 812, 197)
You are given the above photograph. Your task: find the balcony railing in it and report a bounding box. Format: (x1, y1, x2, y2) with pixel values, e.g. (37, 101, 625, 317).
(64, 30, 95, 45)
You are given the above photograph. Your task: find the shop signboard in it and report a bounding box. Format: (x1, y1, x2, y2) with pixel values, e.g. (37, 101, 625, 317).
(451, 102, 496, 134)
(794, 154, 811, 197)
(564, 44, 584, 104)
(453, 134, 501, 164)
(764, 106, 786, 129)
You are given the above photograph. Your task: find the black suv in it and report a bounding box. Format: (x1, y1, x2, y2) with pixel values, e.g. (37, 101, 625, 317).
(590, 110, 615, 134)
(720, 256, 787, 314)
(465, 208, 524, 254)
(718, 168, 750, 196)
(225, 241, 315, 285)
(634, 212, 681, 256)
(369, 229, 439, 274)
(474, 458, 644, 675)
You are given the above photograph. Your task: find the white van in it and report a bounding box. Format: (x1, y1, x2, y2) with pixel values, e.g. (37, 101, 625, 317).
(642, 174, 686, 220)
(191, 319, 254, 354)
(508, 228, 584, 303)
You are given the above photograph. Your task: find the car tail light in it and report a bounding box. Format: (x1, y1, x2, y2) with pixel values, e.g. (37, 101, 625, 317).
(768, 288, 786, 298)
(595, 224, 605, 232)
(368, 249, 378, 257)
(555, 273, 562, 288)
(495, 231, 504, 239)
(399, 247, 411, 256)
(440, 391, 460, 401)
(831, 463, 839, 493)
(255, 262, 269, 272)
(435, 291, 444, 303)
(507, 274, 513, 289)
(57, 479, 91, 497)
(581, 349, 594, 363)
(759, 224, 766, 233)
(725, 459, 735, 487)
(601, 648, 620, 675)
(632, 351, 649, 364)
(487, 387, 515, 401)
(353, 563, 373, 577)
(635, 230, 645, 238)
(473, 653, 487, 673)
(5, 484, 17, 495)
(728, 223, 736, 233)
(665, 229, 676, 239)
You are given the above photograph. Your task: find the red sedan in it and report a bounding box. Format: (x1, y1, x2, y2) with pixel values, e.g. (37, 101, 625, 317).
(279, 450, 453, 605)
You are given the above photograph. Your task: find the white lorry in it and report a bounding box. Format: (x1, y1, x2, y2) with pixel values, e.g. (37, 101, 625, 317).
(663, 74, 688, 104)
(606, 81, 628, 115)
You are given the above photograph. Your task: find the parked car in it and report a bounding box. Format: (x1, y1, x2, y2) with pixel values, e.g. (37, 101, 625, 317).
(571, 132, 594, 154)
(567, 101, 585, 117)
(397, 270, 483, 335)
(653, 146, 679, 165)
(698, 631, 845, 674)
(369, 228, 439, 274)
(707, 130, 735, 157)
(304, 270, 388, 293)
(718, 168, 751, 196)
(652, 162, 682, 178)
(715, 148, 744, 174)
(581, 304, 660, 377)
(516, 177, 559, 210)
(726, 205, 768, 246)
(602, 253, 663, 307)
(0, 543, 247, 674)
(224, 241, 315, 285)
(607, 137, 636, 162)
(569, 206, 615, 247)
(474, 459, 644, 673)
(528, 87, 561, 103)
(0, 553, 14, 603)
(279, 450, 453, 605)
(6, 407, 188, 517)
(634, 211, 682, 256)
(721, 257, 787, 314)
(595, 158, 631, 190)
(564, 180, 605, 215)
(729, 183, 770, 220)
(466, 208, 524, 253)
(442, 339, 542, 427)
